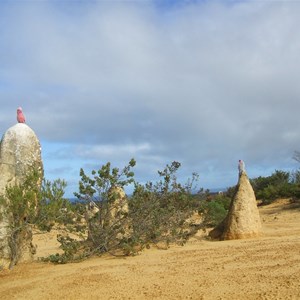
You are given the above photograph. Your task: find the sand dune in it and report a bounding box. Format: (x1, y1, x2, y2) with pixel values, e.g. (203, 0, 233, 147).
(1, 199, 300, 300)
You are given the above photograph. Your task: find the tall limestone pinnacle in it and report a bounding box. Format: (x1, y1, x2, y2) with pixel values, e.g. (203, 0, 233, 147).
(0, 123, 43, 269)
(209, 170, 262, 240)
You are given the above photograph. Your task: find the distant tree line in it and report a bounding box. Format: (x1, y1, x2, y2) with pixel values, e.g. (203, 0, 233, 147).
(250, 170, 300, 204)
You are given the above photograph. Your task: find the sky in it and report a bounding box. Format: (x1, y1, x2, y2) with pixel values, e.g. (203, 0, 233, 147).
(1, 0, 300, 197)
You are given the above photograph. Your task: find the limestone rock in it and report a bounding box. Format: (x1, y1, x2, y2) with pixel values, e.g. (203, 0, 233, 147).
(209, 172, 262, 240)
(108, 186, 131, 239)
(0, 123, 43, 191)
(108, 186, 128, 220)
(85, 186, 130, 241)
(85, 201, 100, 221)
(0, 123, 43, 269)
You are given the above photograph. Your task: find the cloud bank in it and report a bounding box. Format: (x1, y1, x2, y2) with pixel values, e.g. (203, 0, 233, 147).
(1, 0, 300, 196)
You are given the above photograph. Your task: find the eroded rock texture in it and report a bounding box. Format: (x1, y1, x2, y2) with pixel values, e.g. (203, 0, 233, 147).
(210, 172, 262, 240)
(0, 123, 43, 268)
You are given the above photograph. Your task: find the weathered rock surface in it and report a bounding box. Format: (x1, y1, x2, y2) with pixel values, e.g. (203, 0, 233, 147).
(209, 171, 262, 240)
(0, 123, 43, 269)
(108, 186, 131, 240)
(108, 186, 129, 220)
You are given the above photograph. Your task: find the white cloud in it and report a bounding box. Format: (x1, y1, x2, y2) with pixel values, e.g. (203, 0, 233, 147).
(75, 142, 151, 159)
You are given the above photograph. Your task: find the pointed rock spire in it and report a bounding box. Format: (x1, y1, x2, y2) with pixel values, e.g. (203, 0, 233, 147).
(209, 171, 262, 240)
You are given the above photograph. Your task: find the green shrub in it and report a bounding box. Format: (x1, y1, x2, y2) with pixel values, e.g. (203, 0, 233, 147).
(72, 159, 136, 257)
(36, 179, 73, 231)
(128, 162, 200, 249)
(47, 160, 202, 263)
(199, 195, 231, 226)
(251, 170, 300, 205)
(0, 168, 77, 268)
(0, 169, 41, 268)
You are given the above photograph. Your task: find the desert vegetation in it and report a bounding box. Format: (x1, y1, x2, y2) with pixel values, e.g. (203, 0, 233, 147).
(250, 170, 300, 204)
(1, 159, 300, 266)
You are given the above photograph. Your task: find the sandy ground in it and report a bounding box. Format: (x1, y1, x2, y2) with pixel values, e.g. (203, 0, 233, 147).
(1, 199, 300, 300)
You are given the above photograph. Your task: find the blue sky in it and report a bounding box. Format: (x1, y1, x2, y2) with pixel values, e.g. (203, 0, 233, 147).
(1, 0, 300, 197)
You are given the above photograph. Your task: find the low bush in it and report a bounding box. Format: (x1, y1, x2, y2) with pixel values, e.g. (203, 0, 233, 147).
(0, 170, 41, 268)
(44, 160, 203, 263)
(198, 194, 231, 226)
(36, 178, 74, 231)
(251, 170, 300, 204)
(129, 162, 200, 249)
